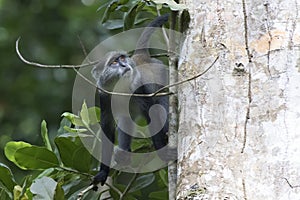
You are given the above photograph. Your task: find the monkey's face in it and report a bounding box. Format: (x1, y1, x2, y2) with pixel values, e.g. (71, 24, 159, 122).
(92, 51, 136, 91)
(106, 54, 133, 76)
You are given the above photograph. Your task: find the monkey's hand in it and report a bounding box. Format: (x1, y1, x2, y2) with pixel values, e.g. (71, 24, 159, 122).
(91, 170, 108, 191)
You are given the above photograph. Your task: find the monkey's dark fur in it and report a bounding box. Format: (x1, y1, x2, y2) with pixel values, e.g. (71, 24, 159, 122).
(91, 14, 176, 190)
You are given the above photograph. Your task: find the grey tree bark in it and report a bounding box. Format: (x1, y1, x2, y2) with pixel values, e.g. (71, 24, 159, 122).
(177, 0, 300, 199)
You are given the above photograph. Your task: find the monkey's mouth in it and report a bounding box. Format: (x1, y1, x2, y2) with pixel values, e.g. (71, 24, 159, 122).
(121, 64, 133, 76)
(122, 68, 131, 76)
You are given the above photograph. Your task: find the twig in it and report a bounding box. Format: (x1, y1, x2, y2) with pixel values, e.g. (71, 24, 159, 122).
(59, 166, 92, 178)
(72, 67, 171, 97)
(105, 182, 123, 196)
(120, 174, 138, 200)
(153, 55, 219, 96)
(16, 38, 218, 98)
(77, 180, 123, 200)
(77, 35, 89, 59)
(283, 177, 300, 188)
(77, 185, 94, 200)
(16, 37, 99, 68)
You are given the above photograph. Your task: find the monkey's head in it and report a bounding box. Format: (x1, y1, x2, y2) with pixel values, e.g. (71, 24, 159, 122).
(92, 51, 136, 91)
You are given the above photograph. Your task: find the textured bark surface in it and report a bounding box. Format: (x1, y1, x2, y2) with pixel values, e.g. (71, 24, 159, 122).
(177, 0, 300, 199)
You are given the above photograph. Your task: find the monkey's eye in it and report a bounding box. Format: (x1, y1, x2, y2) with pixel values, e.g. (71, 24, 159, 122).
(111, 60, 118, 65)
(119, 55, 126, 61)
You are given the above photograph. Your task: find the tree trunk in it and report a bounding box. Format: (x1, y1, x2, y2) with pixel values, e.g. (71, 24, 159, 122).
(177, 0, 300, 199)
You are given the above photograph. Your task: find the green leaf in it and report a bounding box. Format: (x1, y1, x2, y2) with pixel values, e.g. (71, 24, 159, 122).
(58, 117, 72, 135)
(58, 178, 81, 196)
(118, 5, 130, 12)
(103, 19, 124, 30)
(80, 101, 90, 126)
(55, 137, 91, 172)
(97, 0, 111, 12)
(53, 181, 65, 200)
(119, 0, 129, 4)
(0, 187, 11, 200)
(0, 163, 16, 192)
(14, 146, 59, 170)
(124, 1, 146, 30)
(148, 189, 168, 200)
(135, 17, 151, 25)
(61, 105, 99, 128)
(61, 112, 84, 126)
(129, 173, 155, 193)
(104, 17, 149, 30)
(55, 137, 75, 168)
(30, 177, 57, 200)
(152, 0, 187, 11)
(72, 147, 92, 172)
(41, 120, 52, 151)
(20, 175, 33, 199)
(159, 169, 168, 187)
(131, 138, 152, 152)
(88, 106, 100, 125)
(102, 0, 119, 23)
(36, 168, 55, 179)
(4, 141, 32, 170)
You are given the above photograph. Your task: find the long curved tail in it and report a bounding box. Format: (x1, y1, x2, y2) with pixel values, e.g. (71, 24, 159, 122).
(134, 14, 169, 56)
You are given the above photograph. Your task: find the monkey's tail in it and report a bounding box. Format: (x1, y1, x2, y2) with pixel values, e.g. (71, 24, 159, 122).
(134, 14, 169, 56)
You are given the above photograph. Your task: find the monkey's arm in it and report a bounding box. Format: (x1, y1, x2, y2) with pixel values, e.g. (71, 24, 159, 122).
(92, 94, 115, 190)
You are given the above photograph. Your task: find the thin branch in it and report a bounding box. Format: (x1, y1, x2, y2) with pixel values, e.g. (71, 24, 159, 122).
(77, 35, 89, 59)
(153, 55, 219, 96)
(77, 185, 94, 200)
(16, 37, 99, 68)
(58, 166, 92, 178)
(96, 189, 110, 200)
(283, 177, 300, 188)
(16, 37, 171, 97)
(17, 37, 218, 98)
(119, 174, 138, 200)
(105, 182, 123, 196)
(72, 67, 171, 97)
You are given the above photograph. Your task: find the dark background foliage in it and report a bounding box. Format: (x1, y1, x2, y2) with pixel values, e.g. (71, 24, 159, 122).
(0, 0, 109, 180)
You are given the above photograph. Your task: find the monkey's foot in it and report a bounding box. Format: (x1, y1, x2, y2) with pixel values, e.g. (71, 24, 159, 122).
(91, 170, 109, 191)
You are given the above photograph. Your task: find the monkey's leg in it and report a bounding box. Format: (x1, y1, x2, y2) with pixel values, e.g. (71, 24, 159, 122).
(115, 117, 133, 165)
(147, 99, 177, 162)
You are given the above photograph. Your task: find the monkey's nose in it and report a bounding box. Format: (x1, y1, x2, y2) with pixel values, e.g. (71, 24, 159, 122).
(119, 61, 127, 67)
